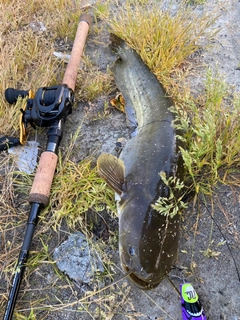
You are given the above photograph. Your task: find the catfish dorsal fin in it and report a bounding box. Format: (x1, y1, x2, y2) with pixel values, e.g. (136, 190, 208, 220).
(97, 153, 125, 195)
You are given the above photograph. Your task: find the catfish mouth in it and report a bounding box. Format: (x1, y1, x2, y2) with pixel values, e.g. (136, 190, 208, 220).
(124, 265, 160, 290)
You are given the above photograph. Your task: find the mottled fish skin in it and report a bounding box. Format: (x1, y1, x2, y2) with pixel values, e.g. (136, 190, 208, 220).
(105, 35, 183, 289)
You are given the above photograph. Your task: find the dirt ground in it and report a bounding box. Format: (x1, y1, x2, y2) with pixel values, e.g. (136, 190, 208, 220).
(1, 0, 240, 319)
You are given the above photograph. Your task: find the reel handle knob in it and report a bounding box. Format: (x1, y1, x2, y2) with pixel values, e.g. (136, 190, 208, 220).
(5, 88, 29, 104)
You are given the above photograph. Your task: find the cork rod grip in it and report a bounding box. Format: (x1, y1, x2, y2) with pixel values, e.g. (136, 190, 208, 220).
(62, 14, 91, 91)
(28, 152, 58, 206)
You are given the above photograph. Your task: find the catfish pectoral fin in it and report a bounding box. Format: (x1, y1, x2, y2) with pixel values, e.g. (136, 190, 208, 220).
(97, 153, 125, 195)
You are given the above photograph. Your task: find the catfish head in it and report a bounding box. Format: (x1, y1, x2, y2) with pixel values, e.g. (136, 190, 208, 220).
(97, 153, 180, 290)
(118, 186, 180, 290)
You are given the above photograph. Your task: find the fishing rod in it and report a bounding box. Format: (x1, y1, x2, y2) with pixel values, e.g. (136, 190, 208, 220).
(3, 13, 91, 320)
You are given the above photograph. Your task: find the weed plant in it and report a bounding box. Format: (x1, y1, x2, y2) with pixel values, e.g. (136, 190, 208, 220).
(174, 69, 240, 195)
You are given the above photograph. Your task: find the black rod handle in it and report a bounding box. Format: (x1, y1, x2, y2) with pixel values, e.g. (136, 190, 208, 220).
(3, 203, 41, 320)
(3, 251, 27, 320)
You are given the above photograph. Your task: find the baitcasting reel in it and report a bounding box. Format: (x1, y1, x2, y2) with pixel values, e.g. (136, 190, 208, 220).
(5, 84, 74, 144)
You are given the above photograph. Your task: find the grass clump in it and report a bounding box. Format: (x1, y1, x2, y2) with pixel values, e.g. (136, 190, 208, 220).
(174, 69, 240, 195)
(77, 64, 114, 101)
(50, 156, 116, 229)
(104, 0, 217, 83)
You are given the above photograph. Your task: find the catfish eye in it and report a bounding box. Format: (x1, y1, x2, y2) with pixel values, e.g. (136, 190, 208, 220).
(129, 246, 136, 256)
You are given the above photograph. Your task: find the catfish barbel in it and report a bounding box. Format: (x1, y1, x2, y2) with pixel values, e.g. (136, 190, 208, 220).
(97, 34, 184, 290)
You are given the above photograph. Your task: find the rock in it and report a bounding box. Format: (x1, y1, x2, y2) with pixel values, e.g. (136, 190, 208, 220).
(53, 232, 104, 283)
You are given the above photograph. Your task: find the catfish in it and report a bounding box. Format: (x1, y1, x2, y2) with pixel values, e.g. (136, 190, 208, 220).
(97, 34, 184, 290)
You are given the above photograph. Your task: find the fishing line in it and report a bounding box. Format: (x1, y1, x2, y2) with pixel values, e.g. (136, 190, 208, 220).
(201, 197, 240, 283)
(142, 290, 176, 320)
(166, 274, 181, 296)
(22, 270, 135, 314)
